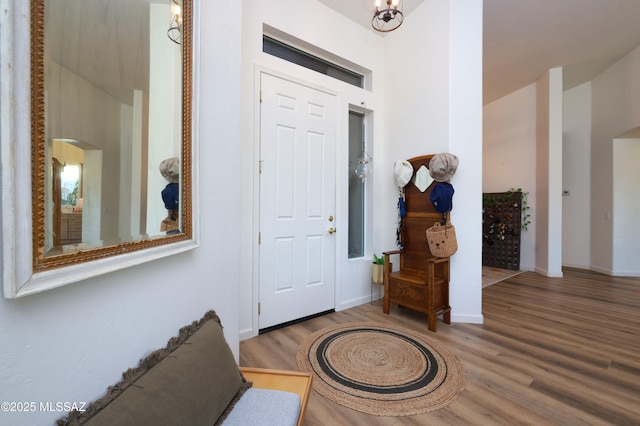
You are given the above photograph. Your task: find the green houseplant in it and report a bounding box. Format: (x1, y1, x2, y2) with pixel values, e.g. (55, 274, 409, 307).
(372, 254, 384, 285)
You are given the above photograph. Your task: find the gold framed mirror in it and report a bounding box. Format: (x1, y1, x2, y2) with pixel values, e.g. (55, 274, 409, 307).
(31, 0, 193, 272)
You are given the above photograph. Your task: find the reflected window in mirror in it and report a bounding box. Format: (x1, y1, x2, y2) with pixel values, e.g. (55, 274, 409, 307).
(32, 0, 193, 271)
(412, 165, 435, 193)
(60, 164, 81, 208)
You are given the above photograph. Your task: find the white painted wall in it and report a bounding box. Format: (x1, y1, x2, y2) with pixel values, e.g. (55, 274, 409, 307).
(613, 138, 640, 276)
(380, 0, 484, 324)
(562, 82, 592, 269)
(591, 44, 640, 276)
(534, 69, 564, 277)
(483, 84, 537, 271)
(547, 68, 565, 277)
(446, 0, 484, 324)
(0, 3, 243, 426)
(536, 74, 551, 275)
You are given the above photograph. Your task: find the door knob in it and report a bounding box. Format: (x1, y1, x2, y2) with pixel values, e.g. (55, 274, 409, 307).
(328, 227, 336, 234)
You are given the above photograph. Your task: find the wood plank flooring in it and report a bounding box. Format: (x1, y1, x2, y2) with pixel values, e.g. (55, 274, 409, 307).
(239, 268, 640, 425)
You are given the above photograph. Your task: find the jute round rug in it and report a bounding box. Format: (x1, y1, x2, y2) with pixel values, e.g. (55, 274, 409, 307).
(296, 322, 465, 417)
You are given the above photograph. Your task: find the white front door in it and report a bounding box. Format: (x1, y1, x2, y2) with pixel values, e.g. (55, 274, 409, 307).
(259, 72, 337, 330)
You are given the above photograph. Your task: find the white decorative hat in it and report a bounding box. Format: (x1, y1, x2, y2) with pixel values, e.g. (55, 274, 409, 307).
(429, 153, 458, 182)
(394, 160, 413, 188)
(159, 157, 180, 183)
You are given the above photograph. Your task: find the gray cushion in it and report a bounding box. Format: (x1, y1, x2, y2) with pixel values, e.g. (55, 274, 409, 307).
(221, 388, 300, 426)
(85, 319, 245, 426)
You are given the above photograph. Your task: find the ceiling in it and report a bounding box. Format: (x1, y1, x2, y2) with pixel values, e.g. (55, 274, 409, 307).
(318, 0, 640, 104)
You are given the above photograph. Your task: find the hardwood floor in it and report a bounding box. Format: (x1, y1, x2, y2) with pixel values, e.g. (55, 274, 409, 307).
(239, 268, 640, 425)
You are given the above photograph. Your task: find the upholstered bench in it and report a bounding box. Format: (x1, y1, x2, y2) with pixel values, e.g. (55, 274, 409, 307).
(57, 311, 311, 426)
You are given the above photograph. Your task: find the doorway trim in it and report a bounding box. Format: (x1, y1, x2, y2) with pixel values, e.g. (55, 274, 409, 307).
(249, 66, 342, 336)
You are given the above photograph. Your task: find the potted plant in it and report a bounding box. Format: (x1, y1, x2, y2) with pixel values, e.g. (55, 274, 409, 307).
(372, 254, 385, 285)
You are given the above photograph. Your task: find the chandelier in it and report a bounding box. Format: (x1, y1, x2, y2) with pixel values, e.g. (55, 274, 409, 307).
(167, 0, 183, 44)
(372, 0, 404, 33)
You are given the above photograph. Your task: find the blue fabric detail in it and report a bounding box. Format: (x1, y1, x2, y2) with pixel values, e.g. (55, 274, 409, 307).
(398, 197, 406, 217)
(430, 182, 454, 213)
(161, 183, 179, 210)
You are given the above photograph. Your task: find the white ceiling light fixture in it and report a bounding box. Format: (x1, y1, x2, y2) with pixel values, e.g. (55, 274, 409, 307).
(372, 0, 404, 33)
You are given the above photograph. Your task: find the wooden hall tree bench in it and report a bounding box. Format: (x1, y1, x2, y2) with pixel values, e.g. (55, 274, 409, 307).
(383, 154, 451, 332)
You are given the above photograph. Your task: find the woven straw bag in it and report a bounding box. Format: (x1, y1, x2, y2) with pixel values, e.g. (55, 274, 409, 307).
(426, 222, 458, 258)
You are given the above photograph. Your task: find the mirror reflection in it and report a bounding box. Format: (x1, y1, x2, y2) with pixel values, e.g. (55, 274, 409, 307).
(33, 0, 192, 270)
(52, 141, 85, 246)
(412, 165, 435, 193)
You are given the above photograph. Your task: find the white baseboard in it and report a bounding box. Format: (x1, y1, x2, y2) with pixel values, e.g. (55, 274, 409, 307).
(610, 271, 640, 277)
(562, 262, 591, 270)
(338, 295, 377, 311)
(589, 265, 614, 276)
(591, 265, 640, 276)
(534, 267, 564, 278)
(239, 328, 257, 341)
(451, 313, 484, 324)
